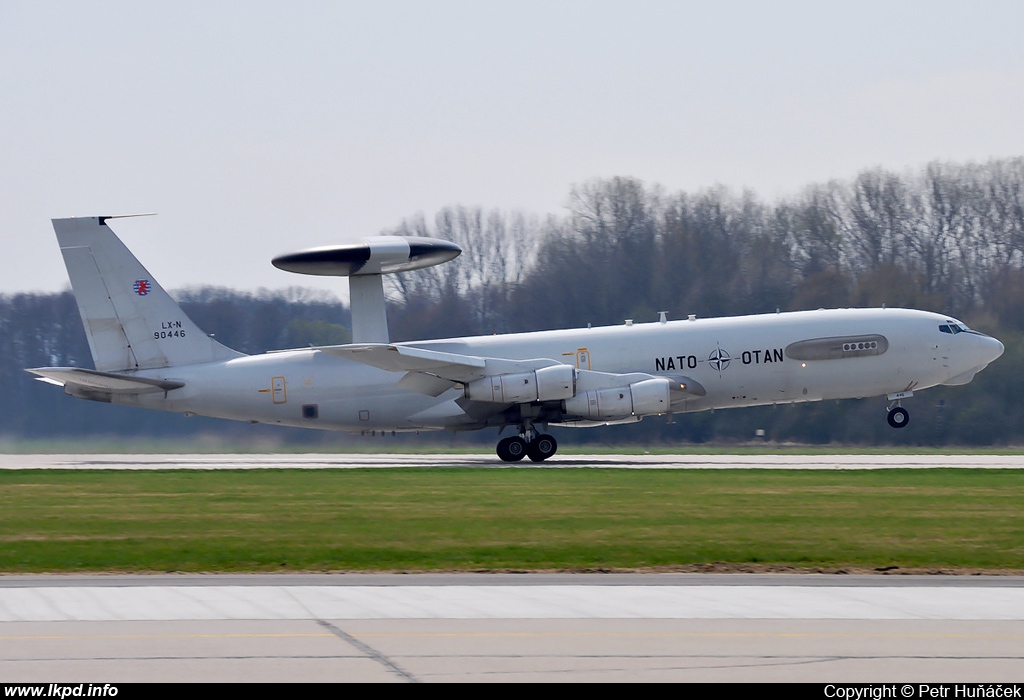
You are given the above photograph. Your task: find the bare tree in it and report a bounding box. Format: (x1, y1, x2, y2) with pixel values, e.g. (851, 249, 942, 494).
(383, 206, 542, 335)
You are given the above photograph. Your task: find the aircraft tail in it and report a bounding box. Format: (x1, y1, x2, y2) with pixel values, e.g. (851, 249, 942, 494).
(53, 216, 245, 371)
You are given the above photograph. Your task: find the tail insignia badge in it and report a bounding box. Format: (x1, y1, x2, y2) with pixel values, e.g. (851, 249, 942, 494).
(133, 279, 150, 296)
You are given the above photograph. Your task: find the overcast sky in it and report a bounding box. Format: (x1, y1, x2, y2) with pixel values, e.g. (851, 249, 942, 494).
(3, 0, 1023, 295)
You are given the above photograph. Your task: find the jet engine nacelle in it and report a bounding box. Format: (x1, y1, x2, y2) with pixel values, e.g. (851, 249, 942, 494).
(464, 364, 576, 404)
(562, 377, 671, 420)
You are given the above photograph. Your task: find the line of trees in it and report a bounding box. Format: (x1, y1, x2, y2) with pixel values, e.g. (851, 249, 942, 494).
(387, 159, 1024, 338)
(3, 157, 1023, 445)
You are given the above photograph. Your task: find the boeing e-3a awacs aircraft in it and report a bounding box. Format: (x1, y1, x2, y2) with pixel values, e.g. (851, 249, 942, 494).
(29, 216, 1004, 461)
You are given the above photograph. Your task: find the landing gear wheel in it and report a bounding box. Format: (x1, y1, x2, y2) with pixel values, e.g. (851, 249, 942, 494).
(496, 436, 527, 462)
(527, 434, 558, 462)
(887, 406, 910, 429)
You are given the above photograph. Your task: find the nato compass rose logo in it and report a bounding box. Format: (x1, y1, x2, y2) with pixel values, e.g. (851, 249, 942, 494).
(133, 279, 151, 296)
(708, 346, 731, 374)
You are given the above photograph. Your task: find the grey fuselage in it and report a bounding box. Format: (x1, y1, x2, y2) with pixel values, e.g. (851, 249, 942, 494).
(114, 307, 1003, 433)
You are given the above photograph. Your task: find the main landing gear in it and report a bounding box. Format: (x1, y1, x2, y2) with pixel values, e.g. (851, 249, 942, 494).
(496, 431, 558, 462)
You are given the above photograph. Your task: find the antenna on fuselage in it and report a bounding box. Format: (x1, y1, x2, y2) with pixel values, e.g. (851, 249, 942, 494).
(271, 237, 461, 344)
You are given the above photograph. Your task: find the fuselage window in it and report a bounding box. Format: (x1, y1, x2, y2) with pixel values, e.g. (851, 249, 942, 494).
(843, 341, 878, 351)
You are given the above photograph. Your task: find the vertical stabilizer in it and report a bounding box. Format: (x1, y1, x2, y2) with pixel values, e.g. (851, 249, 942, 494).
(53, 216, 245, 371)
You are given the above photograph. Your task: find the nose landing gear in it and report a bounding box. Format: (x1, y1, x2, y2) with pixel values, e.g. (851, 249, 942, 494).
(887, 405, 910, 428)
(885, 388, 915, 429)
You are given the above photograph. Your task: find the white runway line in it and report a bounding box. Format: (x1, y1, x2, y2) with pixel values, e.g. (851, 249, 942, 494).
(2, 585, 1024, 622)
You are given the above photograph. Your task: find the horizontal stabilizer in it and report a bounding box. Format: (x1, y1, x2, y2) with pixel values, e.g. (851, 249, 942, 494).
(26, 367, 184, 395)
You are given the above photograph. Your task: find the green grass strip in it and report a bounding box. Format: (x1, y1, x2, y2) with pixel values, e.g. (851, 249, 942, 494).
(1, 468, 1022, 573)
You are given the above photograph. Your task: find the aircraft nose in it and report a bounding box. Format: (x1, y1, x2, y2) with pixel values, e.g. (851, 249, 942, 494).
(974, 333, 1004, 366)
(988, 336, 1005, 363)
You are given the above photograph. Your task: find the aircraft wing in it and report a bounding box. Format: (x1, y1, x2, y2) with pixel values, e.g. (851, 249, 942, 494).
(26, 367, 184, 395)
(318, 344, 562, 383)
(318, 343, 703, 404)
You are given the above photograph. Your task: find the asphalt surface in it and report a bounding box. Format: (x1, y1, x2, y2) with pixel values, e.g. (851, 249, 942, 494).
(2, 574, 1024, 682)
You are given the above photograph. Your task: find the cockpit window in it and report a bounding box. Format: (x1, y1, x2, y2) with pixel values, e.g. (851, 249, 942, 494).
(939, 321, 970, 334)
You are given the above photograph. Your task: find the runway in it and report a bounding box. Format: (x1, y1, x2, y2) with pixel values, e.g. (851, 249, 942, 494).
(2, 574, 1024, 682)
(2, 452, 1023, 469)
(2, 454, 1022, 681)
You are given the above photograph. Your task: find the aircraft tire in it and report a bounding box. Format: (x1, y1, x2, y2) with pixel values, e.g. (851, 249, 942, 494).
(527, 434, 558, 462)
(497, 436, 527, 462)
(887, 406, 910, 429)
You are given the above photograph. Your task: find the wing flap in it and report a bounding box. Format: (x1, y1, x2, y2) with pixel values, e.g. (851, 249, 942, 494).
(396, 372, 459, 397)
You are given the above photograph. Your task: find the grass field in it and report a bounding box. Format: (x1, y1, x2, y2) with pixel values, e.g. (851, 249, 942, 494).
(1, 467, 1023, 573)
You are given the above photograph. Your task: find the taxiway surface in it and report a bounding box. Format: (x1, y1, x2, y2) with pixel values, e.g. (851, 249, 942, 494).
(2, 574, 1024, 682)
